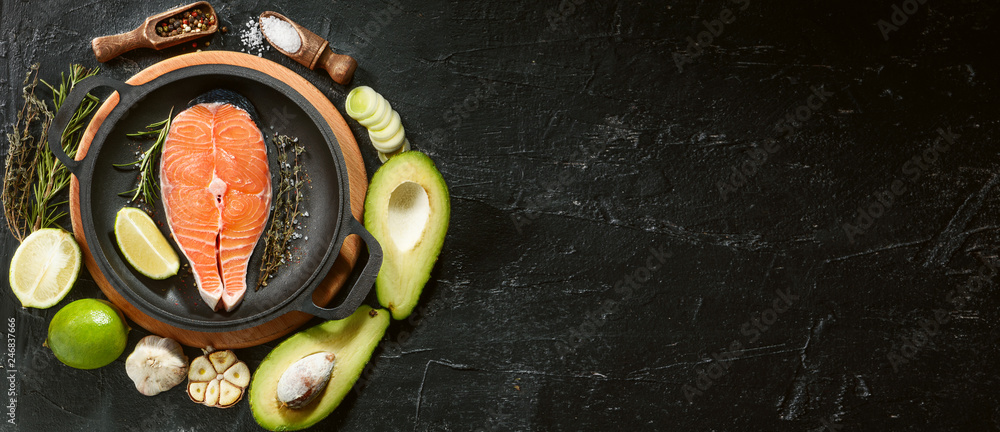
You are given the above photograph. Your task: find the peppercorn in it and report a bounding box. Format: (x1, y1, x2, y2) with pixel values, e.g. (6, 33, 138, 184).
(156, 7, 215, 37)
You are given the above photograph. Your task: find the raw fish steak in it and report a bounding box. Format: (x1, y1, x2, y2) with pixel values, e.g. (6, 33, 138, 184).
(160, 90, 271, 312)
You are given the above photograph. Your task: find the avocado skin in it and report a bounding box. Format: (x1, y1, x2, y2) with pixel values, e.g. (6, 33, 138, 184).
(249, 306, 390, 431)
(364, 151, 450, 320)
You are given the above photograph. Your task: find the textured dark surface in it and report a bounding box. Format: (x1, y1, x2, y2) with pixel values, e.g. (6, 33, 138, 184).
(2, 0, 1000, 431)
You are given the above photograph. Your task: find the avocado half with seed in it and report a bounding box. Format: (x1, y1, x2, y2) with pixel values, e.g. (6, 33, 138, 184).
(249, 305, 389, 431)
(364, 151, 450, 320)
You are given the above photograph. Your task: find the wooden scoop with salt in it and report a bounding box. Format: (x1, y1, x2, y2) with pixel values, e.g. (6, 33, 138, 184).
(259, 12, 358, 85)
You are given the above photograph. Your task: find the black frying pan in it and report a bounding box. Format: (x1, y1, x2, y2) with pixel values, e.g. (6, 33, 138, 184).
(48, 65, 381, 333)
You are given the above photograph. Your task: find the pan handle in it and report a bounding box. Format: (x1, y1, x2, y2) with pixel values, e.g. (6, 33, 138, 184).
(48, 75, 136, 176)
(299, 218, 383, 321)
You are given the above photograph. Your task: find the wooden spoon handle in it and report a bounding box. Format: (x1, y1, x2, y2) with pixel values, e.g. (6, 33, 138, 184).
(92, 27, 148, 62)
(318, 48, 358, 85)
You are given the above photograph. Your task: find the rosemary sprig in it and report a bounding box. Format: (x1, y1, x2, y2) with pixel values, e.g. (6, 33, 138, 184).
(31, 65, 100, 232)
(257, 134, 306, 289)
(115, 109, 173, 205)
(2, 64, 99, 241)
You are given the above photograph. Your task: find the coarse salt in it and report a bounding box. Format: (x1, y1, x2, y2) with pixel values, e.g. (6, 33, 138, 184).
(260, 16, 302, 53)
(239, 17, 267, 56)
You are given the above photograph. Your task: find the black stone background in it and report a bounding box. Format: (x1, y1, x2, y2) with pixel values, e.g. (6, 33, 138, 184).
(1, 0, 999, 430)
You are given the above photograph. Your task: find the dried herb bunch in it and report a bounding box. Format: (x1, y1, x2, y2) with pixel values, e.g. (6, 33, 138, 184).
(3, 65, 47, 241)
(115, 109, 173, 205)
(257, 134, 307, 289)
(2, 64, 99, 241)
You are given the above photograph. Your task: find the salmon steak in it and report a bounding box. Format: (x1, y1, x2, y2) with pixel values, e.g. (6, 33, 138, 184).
(160, 90, 271, 312)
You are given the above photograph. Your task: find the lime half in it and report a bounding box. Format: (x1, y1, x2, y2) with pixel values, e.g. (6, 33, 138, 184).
(9, 228, 82, 309)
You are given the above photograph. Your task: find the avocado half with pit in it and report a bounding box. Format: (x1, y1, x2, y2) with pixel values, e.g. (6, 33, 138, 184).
(364, 151, 450, 320)
(249, 305, 390, 431)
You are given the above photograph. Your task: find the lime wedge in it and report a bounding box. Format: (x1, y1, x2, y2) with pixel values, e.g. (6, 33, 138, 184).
(114, 207, 180, 280)
(9, 228, 82, 309)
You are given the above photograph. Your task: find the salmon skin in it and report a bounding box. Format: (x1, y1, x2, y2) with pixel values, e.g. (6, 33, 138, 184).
(160, 89, 271, 312)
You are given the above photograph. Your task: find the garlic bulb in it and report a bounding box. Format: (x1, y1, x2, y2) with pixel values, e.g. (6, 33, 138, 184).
(125, 335, 189, 396)
(187, 348, 251, 408)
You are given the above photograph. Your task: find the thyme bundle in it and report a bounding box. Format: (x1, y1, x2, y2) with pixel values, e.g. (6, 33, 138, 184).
(2, 64, 99, 241)
(115, 109, 173, 205)
(257, 134, 306, 289)
(2, 65, 46, 241)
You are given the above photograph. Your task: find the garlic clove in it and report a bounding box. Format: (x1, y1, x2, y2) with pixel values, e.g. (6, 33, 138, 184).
(218, 380, 243, 407)
(224, 361, 251, 388)
(124, 335, 189, 396)
(204, 379, 220, 406)
(189, 355, 215, 381)
(209, 350, 237, 374)
(188, 381, 207, 403)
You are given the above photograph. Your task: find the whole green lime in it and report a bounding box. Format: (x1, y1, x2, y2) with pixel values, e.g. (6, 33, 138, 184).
(46, 299, 130, 369)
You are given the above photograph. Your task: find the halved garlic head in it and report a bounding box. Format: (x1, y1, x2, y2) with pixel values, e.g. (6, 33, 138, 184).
(186, 349, 250, 408)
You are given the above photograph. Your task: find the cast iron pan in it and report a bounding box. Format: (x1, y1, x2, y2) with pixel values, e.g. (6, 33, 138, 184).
(47, 65, 382, 333)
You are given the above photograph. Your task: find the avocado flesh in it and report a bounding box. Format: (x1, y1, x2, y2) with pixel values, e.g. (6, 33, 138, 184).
(249, 305, 390, 431)
(364, 151, 450, 320)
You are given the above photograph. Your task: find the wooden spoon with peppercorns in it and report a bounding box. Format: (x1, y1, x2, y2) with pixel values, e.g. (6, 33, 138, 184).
(91, 1, 218, 62)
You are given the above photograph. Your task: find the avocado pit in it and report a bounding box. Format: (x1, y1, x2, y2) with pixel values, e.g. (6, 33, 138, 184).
(276, 351, 336, 409)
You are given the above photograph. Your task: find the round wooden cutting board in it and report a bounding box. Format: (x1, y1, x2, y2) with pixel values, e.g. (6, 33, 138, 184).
(70, 51, 367, 349)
